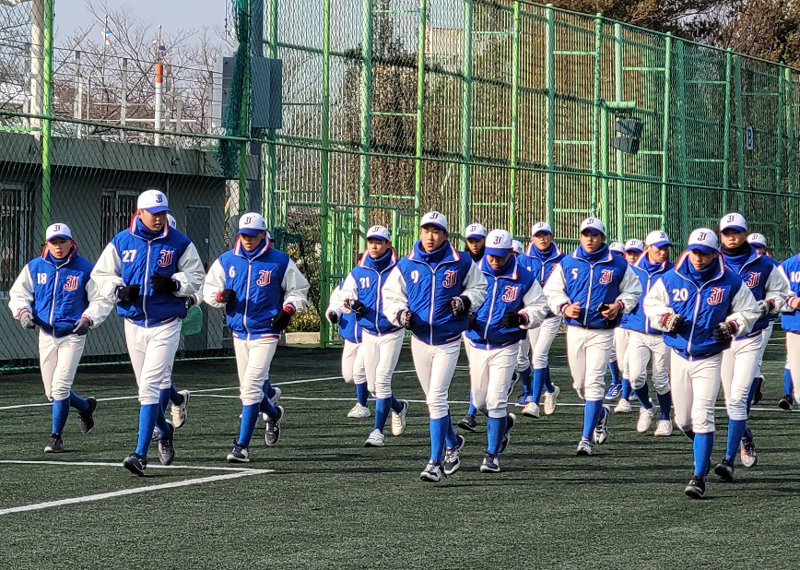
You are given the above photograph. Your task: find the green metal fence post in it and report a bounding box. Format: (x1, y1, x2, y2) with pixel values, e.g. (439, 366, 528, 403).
(775, 65, 785, 249)
(675, 39, 689, 240)
(358, 0, 373, 250)
(414, 0, 427, 229)
(40, 0, 54, 234)
(735, 54, 744, 211)
(508, 0, 521, 235)
(613, 22, 624, 240)
(264, 0, 279, 230)
(545, 4, 556, 227)
(238, 0, 251, 216)
(319, 0, 332, 347)
(786, 67, 797, 252)
(460, 0, 473, 234)
(591, 14, 602, 217)
(660, 34, 672, 233)
(723, 50, 732, 213)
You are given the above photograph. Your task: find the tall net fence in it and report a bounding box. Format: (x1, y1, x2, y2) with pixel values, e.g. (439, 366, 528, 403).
(2, 0, 800, 366)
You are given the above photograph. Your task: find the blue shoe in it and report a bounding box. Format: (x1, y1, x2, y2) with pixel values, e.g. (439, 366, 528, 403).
(605, 384, 622, 400)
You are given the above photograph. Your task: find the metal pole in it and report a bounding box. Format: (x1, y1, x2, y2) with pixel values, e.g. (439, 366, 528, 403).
(785, 68, 797, 252)
(413, 0, 427, 229)
(121, 57, 128, 141)
(73, 50, 82, 138)
(613, 22, 624, 240)
(29, 0, 44, 132)
(320, 0, 332, 347)
(40, 0, 54, 235)
(264, 0, 279, 230)
(460, 0, 473, 233)
(775, 66, 784, 249)
(723, 50, 732, 212)
(508, 0, 520, 235)
(154, 62, 163, 146)
(591, 14, 602, 216)
(238, 3, 250, 215)
(545, 4, 555, 227)
(735, 54, 744, 211)
(676, 40, 689, 240)
(660, 34, 672, 234)
(358, 0, 373, 250)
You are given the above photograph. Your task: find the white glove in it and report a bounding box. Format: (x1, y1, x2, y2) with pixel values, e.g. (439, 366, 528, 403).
(19, 311, 35, 330)
(757, 299, 774, 318)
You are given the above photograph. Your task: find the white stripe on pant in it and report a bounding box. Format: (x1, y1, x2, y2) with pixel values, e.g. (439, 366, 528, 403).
(411, 336, 461, 420)
(467, 341, 517, 418)
(124, 319, 182, 405)
(361, 328, 404, 399)
(38, 331, 86, 401)
(670, 350, 721, 433)
(233, 336, 279, 405)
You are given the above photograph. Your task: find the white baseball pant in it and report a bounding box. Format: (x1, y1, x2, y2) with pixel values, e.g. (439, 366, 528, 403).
(342, 339, 367, 388)
(467, 341, 517, 418)
(361, 328, 404, 399)
(753, 321, 774, 378)
(720, 334, 761, 421)
(233, 336, 279, 405)
(516, 337, 531, 372)
(411, 336, 461, 420)
(527, 315, 561, 369)
(38, 332, 86, 401)
(786, 332, 800, 404)
(627, 331, 670, 394)
(614, 327, 631, 378)
(124, 319, 182, 405)
(670, 350, 722, 433)
(565, 326, 613, 401)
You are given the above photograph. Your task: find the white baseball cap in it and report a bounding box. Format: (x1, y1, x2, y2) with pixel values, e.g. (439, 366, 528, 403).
(167, 214, 177, 230)
(720, 213, 747, 232)
(465, 222, 487, 239)
(484, 229, 513, 256)
(238, 212, 267, 237)
(420, 211, 448, 231)
(580, 217, 606, 235)
(747, 232, 767, 247)
(531, 221, 553, 236)
(366, 225, 390, 241)
(609, 241, 625, 254)
(137, 189, 169, 214)
(688, 228, 718, 254)
(645, 230, 671, 247)
(624, 239, 644, 253)
(512, 239, 524, 256)
(46, 223, 72, 241)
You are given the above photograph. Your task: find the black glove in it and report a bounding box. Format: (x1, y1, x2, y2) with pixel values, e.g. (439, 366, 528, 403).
(501, 311, 524, 328)
(451, 295, 471, 317)
(660, 313, 686, 333)
(345, 298, 368, 317)
(272, 307, 295, 331)
(217, 289, 237, 307)
(712, 321, 738, 342)
(326, 310, 339, 324)
(72, 317, 91, 336)
(468, 312, 478, 331)
(186, 294, 198, 309)
(398, 310, 414, 329)
(150, 273, 179, 293)
(116, 284, 140, 303)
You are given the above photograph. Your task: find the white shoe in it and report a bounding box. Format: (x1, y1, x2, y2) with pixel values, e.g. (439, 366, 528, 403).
(171, 390, 190, 428)
(391, 400, 409, 436)
(347, 403, 371, 419)
(268, 386, 282, 405)
(614, 398, 632, 413)
(576, 438, 593, 456)
(522, 402, 540, 418)
(593, 405, 611, 445)
(420, 460, 444, 482)
(543, 386, 560, 415)
(653, 419, 673, 437)
(364, 429, 385, 447)
(637, 407, 655, 433)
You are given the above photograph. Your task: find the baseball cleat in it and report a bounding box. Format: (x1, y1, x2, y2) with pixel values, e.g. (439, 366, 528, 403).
(522, 402, 540, 418)
(151, 427, 161, 442)
(740, 436, 758, 467)
(364, 429, 385, 447)
(457, 414, 477, 432)
(171, 390, 190, 429)
(543, 386, 560, 415)
(226, 442, 250, 463)
(157, 422, 175, 465)
(265, 406, 284, 446)
(269, 386, 282, 405)
(443, 434, 466, 476)
(347, 403, 371, 419)
(636, 407, 655, 433)
(593, 406, 611, 445)
(576, 438, 593, 456)
(605, 384, 622, 400)
(614, 398, 632, 413)
(480, 453, 500, 473)
(78, 397, 97, 435)
(714, 459, 735, 482)
(44, 434, 64, 453)
(684, 476, 706, 499)
(391, 400, 409, 436)
(499, 413, 516, 453)
(123, 453, 147, 477)
(653, 419, 674, 437)
(778, 394, 793, 411)
(419, 460, 444, 483)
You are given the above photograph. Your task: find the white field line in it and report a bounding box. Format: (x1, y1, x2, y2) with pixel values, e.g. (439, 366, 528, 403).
(0, 460, 267, 472)
(0, 461, 271, 516)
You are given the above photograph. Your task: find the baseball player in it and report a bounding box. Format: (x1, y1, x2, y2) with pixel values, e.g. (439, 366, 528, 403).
(85, 189, 205, 476)
(383, 211, 487, 482)
(605, 241, 627, 399)
(543, 218, 641, 456)
(714, 213, 788, 479)
(510, 239, 534, 404)
(203, 212, 309, 463)
(779, 247, 800, 413)
(8, 223, 98, 453)
(612, 238, 644, 414)
(617, 231, 674, 435)
(337, 225, 409, 447)
(643, 228, 759, 499)
(464, 229, 547, 472)
(326, 282, 370, 418)
(517, 222, 564, 417)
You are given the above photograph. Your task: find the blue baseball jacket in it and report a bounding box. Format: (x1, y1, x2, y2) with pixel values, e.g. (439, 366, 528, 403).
(521, 242, 564, 285)
(780, 254, 800, 334)
(621, 255, 674, 334)
(341, 249, 401, 336)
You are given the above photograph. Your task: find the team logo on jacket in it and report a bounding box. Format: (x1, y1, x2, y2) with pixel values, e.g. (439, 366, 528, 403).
(501, 285, 519, 302)
(257, 270, 272, 286)
(64, 275, 79, 292)
(707, 287, 725, 305)
(442, 270, 458, 288)
(599, 269, 614, 285)
(745, 272, 760, 288)
(157, 249, 174, 267)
